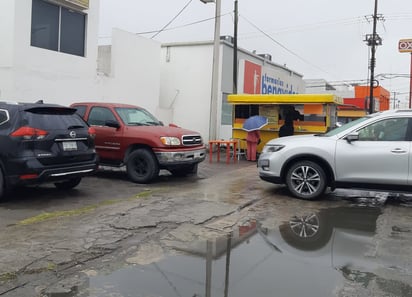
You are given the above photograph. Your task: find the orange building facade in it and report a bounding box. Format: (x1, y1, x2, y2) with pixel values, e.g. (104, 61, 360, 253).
(354, 86, 390, 111)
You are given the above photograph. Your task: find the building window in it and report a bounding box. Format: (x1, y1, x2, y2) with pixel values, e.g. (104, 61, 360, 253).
(235, 104, 259, 119)
(31, 0, 86, 57)
(221, 93, 232, 125)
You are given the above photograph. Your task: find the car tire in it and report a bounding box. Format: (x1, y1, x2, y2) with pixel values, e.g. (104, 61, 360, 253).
(126, 149, 159, 183)
(54, 177, 82, 190)
(285, 160, 327, 200)
(170, 163, 198, 177)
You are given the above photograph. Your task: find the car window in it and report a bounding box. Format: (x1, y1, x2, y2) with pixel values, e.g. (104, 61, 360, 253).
(0, 109, 9, 126)
(73, 105, 87, 118)
(323, 116, 370, 137)
(357, 118, 409, 141)
(24, 107, 86, 129)
(115, 107, 161, 126)
(88, 107, 117, 126)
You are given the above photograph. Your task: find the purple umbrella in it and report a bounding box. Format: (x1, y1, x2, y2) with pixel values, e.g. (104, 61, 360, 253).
(242, 115, 268, 132)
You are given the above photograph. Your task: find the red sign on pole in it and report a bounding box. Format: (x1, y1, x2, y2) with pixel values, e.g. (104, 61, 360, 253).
(398, 39, 412, 108)
(399, 39, 412, 53)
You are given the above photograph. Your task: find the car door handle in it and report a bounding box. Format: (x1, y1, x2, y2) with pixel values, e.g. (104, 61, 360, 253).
(391, 148, 407, 154)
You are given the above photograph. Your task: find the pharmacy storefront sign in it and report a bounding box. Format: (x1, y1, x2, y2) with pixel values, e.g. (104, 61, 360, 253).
(238, 60, 304, 95)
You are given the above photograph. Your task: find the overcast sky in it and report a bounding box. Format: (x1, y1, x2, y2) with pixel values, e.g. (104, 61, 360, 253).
(99, 0, 412, 102)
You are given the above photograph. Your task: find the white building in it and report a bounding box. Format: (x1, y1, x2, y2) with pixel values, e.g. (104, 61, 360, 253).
(0, 0, 160, 114)
(0, 0, 99, 104)
(1, 0, 305, 142)
(304, 79, 355, 99)
(160, 38, 305, 141)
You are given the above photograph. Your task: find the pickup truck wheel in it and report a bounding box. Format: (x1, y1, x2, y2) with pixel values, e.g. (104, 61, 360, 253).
(54, 177, 82, 190)
(170, 163, 198, 177)
(285, 160, 326, 200)
(126, 149, 159, 183)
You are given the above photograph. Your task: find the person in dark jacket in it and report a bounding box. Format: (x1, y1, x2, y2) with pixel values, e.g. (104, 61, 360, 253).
(279, 105, 303, 137)
(279, 112, 294, 137)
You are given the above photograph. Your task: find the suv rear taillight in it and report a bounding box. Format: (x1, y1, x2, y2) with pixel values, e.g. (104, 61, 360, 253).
(10, 126, 48, 140)
(88, 127, 96, 139)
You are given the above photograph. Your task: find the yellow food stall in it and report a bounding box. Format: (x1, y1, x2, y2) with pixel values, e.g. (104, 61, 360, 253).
(227, 93, 343, 151)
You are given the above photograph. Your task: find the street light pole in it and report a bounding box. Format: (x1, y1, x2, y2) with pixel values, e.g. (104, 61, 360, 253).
(410, 52, 412, 108)
(201, 0, 221, 141)
(233, 0, 238, 94)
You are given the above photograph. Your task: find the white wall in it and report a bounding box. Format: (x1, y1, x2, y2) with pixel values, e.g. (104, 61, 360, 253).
(96, 29, 160, 115)
(0, 0, 14, 67)
(0, 0, 16, 99)
(0, 0, 100, 105)
(0, 2, 161, 114)
(160, 43, 214, 140)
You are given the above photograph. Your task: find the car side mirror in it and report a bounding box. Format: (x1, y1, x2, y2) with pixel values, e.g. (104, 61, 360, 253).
(345, 132, 359, 143)
(105, 120, 120, 129)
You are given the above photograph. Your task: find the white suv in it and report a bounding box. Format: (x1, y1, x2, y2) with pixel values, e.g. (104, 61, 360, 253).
(258, 109, 412, 200)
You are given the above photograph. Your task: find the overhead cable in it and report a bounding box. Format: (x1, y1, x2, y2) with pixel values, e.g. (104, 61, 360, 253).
(151, 0, 194, 39)
(240, 14, 335, 78)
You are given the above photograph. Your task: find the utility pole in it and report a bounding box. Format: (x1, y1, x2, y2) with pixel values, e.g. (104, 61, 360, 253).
(233, 0, 238, 94)
(364, 0, 383, 114)
(392, 91, 397, 109)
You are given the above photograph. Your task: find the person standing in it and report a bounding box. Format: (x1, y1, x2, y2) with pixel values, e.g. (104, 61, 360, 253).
(246, 129, 260, 161)
(279, 115, 294, 137)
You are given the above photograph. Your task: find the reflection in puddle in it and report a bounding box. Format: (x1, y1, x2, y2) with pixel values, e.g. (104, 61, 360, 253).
(331, 189, 412, 207)
(83, 206, 412, 297)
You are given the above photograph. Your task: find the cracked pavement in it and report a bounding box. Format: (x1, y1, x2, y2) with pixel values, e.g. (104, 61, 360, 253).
(0, 160, 265, 296)
(0, 159, 411, 297)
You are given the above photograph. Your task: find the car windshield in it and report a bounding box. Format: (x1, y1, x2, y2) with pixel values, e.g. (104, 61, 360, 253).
(115, 107, 162, 126)
(322, 116, 372, 136)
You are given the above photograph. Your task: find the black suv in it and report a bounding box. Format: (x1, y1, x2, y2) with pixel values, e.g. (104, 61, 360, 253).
(0, 101, 98, 200)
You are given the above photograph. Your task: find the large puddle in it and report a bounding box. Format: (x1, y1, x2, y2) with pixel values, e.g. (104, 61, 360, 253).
(79, 205, 412, 297)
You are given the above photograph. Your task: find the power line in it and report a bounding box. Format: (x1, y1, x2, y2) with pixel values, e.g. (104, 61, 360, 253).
(384, 13, 412, 21)
(239, 13, 412, 40)
(133, 13, 232, 36)
(305, 73, 411, 88)
(123, 12, 412, 40)
(239, 16, 366, 39)
(151, 0, 194, 39)
(239, 14, 335, 77)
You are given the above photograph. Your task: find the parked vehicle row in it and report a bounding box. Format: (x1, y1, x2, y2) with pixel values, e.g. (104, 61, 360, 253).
(5, 100, 409, 202)
(0, 101, 206, 201)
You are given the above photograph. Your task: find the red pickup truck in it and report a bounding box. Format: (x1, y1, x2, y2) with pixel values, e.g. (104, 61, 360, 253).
(71, 102, 206, 183)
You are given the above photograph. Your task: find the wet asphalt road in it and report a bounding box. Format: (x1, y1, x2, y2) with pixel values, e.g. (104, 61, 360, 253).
(0, 154, 411, 297)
